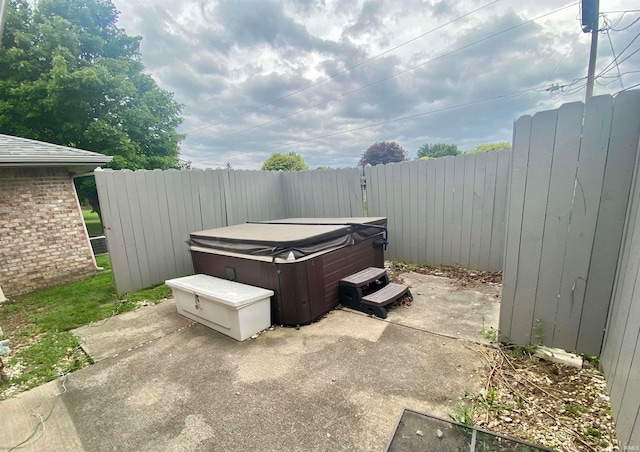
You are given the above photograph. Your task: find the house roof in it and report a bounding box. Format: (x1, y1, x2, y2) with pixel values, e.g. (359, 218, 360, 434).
(0, 133, 112, 173)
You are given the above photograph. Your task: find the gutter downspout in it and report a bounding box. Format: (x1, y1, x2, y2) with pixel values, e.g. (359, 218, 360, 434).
(72, 169, 104, 271)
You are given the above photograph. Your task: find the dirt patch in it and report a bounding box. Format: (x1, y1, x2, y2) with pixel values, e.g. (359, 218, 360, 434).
(386, 262, 502, 289)
(465, 346, 618, 451)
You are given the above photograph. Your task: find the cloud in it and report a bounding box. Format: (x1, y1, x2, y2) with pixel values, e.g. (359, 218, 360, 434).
(111, 0, 636, 169)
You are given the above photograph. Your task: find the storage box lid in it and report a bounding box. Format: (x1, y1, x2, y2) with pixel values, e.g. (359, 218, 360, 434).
(165, 274, 274, 308)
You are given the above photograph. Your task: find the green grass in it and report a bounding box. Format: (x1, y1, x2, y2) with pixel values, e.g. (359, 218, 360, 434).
(82, 208, 103, 236)
(0, 254, 171, 398)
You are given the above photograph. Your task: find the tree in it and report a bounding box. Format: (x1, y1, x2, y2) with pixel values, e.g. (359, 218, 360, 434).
(261, 152, 308, 171)
(0, 0, 185, 218)
(468, 141, 511, 154)
(416, 143, 460, 159)
(359, 141, 407, 166)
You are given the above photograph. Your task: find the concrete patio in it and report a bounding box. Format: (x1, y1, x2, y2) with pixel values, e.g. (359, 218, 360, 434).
(0, 273, 500, 451)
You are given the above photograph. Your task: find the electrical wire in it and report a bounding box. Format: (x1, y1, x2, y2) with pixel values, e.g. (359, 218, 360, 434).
(201, 2, 579, 143)
(210, 84, 562, 162)
(4, 373, 69, 452)
(607, 15, 640, 31)
(596, 30, 640, 79)
(601, 16, 625, 90)
(614, 81, 640, 96)
(184, 0, 502, 135)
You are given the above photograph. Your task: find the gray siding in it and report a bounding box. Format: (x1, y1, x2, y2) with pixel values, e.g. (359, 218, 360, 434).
(364, 151, 509, 271)
(500, 91, 640, 355)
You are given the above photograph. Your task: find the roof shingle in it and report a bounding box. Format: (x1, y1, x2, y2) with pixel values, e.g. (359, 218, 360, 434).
(0, 133, 112, 166)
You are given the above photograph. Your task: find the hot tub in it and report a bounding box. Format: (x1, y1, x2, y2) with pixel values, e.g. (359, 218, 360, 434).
(188, 217, 387, 326)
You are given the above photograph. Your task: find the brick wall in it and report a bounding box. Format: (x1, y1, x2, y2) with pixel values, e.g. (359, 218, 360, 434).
(0, 167, 96, 296)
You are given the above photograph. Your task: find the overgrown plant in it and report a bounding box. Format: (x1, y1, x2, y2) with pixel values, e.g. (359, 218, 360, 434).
(449, 403, 473, 425)
(481, 317, 498, 342)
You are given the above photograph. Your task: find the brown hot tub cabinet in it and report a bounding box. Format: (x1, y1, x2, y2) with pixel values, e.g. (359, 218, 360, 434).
(188, 217, 387, 326)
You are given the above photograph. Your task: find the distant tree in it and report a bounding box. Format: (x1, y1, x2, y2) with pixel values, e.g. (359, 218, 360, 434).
(0, 0, 185, 221)
(468, 141, 511, 154)
(316, 166, 331, 170)
(261, 152, 308, 171)
(416, 143, 460, 159)
(359, 141, 408, 166)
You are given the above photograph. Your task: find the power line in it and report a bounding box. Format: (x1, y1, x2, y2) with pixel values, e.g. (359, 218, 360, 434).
(208, 80, 581, 164)
(614, 81, 640, 96)
(607, 15, 640, 31)
(184, 0, 502, 135)
(202, 2, 579, 143)
(596, 30, 640, 78)
(601, 16, 625, 90)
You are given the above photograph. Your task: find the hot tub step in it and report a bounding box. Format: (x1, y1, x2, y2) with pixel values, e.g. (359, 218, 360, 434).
(362, 283, 411, 307)
(339, 267, 412, 319)
(339, 267, 388, 287)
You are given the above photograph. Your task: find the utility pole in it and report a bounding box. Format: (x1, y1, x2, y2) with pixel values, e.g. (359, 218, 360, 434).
(582, 0, 600, 102)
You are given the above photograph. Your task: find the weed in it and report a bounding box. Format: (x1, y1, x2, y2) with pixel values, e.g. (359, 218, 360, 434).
(481, 317, 498, 342)
(564, 403, 587, 417)
(450, 403, 473, 425)
(512, 344, 538, 359)
(582, 354, 600, 366)
(481, 327, 498, 341)
(534, 318, 543, 346)
(476, 387, 505, 414)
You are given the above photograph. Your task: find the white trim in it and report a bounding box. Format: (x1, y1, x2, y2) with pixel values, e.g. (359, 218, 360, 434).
(71, 173, 102, 271)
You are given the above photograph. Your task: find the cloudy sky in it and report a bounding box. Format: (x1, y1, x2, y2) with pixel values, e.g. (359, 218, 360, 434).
(111, 0, 638, 169)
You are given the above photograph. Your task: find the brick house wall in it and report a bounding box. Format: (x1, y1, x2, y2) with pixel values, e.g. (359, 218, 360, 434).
(0, 167, 96, 296)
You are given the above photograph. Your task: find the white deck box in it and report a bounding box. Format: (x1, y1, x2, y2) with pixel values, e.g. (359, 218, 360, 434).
(165, 274, 273, 341)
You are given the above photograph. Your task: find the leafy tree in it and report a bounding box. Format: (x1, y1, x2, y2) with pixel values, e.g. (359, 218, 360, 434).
(0, 0, 185, 218)
(416, 143, 460, 159)
(359, 141, 407, 166)
(468, 141, 511, 154)
(261, 152, 308, 171)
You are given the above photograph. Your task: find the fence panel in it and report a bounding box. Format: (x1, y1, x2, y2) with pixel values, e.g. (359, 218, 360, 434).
(281, 168, 364, 218)
(510, 109, 558, 345)
(500, 116, 532, 342)
(500, 91, 640, 354)
(225, 170, 284, 224)
(364, 151, 508, 270)
(97, 168, 238, 295)
(601, 90, 640, 449)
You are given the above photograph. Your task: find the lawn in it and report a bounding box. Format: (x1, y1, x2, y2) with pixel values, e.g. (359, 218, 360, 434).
(82, 208, 103, 236)
(0, 255, 171, 399)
